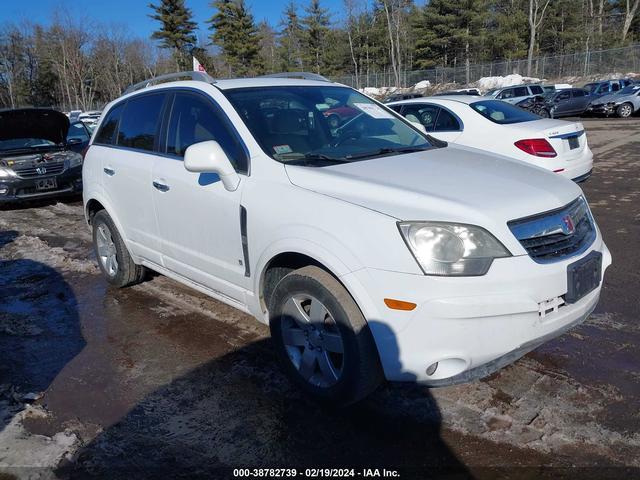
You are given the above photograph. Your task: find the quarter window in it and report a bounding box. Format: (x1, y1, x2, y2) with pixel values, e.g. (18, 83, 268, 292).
(434, 108, 461, 131)
(94, 103, 123, 145)
(166, 92, 246, 172)
(117, 93, 165, 152)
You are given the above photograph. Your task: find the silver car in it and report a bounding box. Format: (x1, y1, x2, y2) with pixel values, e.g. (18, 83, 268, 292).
(484, 84, 545, 104)
(587, 84, 640, 117)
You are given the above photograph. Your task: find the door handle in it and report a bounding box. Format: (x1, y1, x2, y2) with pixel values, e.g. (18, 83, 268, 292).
(153, 180, 170, 192)
(103, 167, 115, 176)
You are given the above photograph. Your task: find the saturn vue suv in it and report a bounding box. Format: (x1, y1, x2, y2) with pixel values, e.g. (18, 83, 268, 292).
(0, 108, 84, 204)
(82, 72, 611, 405)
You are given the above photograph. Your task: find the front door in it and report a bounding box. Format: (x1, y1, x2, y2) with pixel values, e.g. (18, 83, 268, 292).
(151, 91, 249, 302)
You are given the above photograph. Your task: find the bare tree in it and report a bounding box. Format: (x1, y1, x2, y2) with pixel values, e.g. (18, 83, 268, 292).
(527, 0, 550, 77)
(622, 0, 640, 43)
(344, 0, 360, 89)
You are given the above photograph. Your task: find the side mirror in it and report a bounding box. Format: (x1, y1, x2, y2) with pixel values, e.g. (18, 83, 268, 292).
(184, 140, 240, 192)
(67, 138, 82, 145)
(409, 121, 427, 134)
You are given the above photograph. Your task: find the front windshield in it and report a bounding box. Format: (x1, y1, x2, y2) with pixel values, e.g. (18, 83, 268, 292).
(0, 138, 57, 152)
(470, 100, 541, 124)
(223, 86, 431, 165)
(484, 89, 499, 97)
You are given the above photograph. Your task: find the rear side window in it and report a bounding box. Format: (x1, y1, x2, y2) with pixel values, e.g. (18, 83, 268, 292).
(513, 86, 529, 97)
(117, 93, 165, 152)
(612, 83, 621, 91)
(470, 100, 540, 125)
(529, 85, 544, 95)
(434, 108, 461, 131)
(400, 104, 439, 131)
(166, 92, 247, 173)
(94, 103, 123, 145)
(572, 89, 585, 97)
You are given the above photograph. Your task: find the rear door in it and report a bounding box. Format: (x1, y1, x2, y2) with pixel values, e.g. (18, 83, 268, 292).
(100, 92, 168, 264)
(151, 90, 249, 302)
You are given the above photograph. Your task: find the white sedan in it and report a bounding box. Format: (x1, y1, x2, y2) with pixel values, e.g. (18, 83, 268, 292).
(388, 96, 593, 182)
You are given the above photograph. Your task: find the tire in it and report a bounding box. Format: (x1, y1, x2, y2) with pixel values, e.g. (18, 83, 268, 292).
(536, 107, 551, 118)
(269, 265, 383, 406)
(616, 102, 633, 118)
(92, 210, 145, 288)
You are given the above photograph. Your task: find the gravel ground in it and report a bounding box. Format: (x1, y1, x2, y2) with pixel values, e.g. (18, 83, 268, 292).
(0, 117, 639, 479)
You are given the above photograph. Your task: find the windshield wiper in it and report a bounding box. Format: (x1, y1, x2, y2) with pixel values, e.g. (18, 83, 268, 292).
(284, 153, 348, 166)
(345, 146, 430, 160)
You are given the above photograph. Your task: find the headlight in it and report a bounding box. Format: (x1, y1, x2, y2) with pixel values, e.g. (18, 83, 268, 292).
(398, 222, 511, 276)
(67, 152, 83, 168)
(0, 167, 17, 178)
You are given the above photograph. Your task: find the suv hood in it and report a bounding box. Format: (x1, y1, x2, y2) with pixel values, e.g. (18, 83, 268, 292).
(285, 145, 582, 244)
(0, 108, 70, 145)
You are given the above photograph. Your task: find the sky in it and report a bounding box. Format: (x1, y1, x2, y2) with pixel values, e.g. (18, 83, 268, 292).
(0, 0, 349, 39)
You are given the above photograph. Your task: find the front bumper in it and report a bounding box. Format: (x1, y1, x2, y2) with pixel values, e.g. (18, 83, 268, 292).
(586, 104, 615, 115)
(341, 235, 611, 385)
(0, 165, 83, 203)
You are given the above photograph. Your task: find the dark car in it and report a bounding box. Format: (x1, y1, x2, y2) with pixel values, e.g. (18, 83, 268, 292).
(544, 88, 592, 118)
(0, 108, 83, 204)
(515, 95, 551, 117)
(383, 92, 424, 103)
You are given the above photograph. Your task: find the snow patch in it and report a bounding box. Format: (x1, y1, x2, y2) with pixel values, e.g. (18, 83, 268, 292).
(476, 74, 542, 91)
(414, 80, 431, 90)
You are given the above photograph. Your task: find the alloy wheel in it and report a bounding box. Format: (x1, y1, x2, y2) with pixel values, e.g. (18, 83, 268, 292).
(280, 294, 345, 388)
(96, 223, 118, 277)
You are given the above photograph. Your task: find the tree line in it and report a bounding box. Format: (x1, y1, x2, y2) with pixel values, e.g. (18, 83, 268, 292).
(1, 0, 639, 110)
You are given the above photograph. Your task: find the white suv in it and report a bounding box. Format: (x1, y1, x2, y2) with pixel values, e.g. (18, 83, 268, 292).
(83, 72, 611, 405)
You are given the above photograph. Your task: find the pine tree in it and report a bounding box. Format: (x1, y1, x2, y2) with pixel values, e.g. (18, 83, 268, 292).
(301, 0, 330, 74)
(148, 0, 198, 71)
(278, 1, 305, 71)
(413, 0, 487, 75)
(207, 0, 263, 76)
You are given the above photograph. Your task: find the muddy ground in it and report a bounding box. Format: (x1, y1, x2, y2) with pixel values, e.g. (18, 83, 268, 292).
(0, 117, 639, 479)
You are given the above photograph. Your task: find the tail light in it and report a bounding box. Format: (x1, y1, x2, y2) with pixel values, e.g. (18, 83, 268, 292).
(514, 138, 557, 157)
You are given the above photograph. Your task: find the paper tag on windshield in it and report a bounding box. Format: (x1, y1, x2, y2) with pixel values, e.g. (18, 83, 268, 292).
(273, 144, 293, 154)
(353, 102, 395, 119)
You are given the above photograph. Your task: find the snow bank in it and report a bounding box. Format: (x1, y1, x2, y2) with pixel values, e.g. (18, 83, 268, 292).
(476, 74, 541, 91)
(360, 86, 397, 97)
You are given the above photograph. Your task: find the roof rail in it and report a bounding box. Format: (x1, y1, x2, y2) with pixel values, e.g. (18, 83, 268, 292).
(123, 71, 217, 94)
(261, 72, 331, 82)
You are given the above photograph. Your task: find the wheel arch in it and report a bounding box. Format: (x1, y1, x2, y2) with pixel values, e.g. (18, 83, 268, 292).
(254, 240, 363, 323)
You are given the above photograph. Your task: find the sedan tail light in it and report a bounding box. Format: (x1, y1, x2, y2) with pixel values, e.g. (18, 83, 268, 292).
(514, 138, 557, 157)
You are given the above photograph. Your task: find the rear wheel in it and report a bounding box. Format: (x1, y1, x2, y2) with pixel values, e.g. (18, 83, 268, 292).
(93, 210, 145, 287)
(269, 266, 383, 405)
(617, 102, 633, 118)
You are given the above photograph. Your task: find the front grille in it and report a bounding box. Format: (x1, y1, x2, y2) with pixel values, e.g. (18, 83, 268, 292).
(14, 162, 65, 178)
(508, 196, 596, 263)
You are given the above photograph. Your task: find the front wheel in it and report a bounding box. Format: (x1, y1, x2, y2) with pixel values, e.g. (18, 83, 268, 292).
(269, 266, 383, 406)
(617, 102, 633, 118)
(92, 210, 145, 287)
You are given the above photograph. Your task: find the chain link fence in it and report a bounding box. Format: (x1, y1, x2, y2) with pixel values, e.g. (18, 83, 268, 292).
(332, 44, 640, 89)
